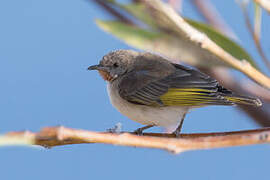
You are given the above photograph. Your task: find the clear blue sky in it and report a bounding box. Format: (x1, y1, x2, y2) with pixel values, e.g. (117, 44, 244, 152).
(0, 0, 270, 179)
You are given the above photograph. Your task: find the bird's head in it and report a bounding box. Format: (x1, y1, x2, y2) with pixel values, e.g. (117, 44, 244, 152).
(88, 50, 138, 82)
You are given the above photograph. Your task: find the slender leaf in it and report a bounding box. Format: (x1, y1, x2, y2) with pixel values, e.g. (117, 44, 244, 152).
(97, 20, 230, 67)
(254, 2, 262, 40)
(96, 19, 160, 48)
(185, 18, 257, 68)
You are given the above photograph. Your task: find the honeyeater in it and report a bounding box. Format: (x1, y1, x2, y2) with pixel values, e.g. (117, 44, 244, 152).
(88, 50, 262, 136)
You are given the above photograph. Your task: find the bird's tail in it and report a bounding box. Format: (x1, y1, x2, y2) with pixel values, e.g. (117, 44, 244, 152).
(224, 94, 262, 107)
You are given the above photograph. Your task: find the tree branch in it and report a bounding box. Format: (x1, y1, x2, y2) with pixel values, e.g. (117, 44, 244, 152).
(92, 0, 134, 25)
(168, 0, 182, 11)
(191, 0, 238, 40)
(254, 0, 270, 14)
(240, 2, 270, 71)
(2, 126, 270, 154)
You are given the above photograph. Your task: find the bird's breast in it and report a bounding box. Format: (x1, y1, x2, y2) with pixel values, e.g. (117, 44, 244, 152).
(106, 83, 189, 129)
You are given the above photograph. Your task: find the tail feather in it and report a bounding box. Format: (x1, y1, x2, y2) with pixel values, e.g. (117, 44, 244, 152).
(224, 94, 262, 107)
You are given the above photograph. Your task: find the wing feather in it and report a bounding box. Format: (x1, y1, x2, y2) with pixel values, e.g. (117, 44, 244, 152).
(118, 54, 233, 107)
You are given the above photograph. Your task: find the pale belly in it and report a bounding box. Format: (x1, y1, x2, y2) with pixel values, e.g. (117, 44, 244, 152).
(107, 83, 189, 129)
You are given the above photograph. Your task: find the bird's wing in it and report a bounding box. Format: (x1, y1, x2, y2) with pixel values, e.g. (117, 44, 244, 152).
(118, 56, 234, 107)
(117, 53, 175, 106)
(158, 64, 234, 106)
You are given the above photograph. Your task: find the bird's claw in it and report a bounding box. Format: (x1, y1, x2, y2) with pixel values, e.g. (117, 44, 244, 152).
(133, 125, 155, 135)
(172, 130, 181, 138)
(133, 128, 144, 135)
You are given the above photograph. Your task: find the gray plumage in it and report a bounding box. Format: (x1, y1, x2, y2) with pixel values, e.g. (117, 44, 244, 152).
(97, 50, 260, 107)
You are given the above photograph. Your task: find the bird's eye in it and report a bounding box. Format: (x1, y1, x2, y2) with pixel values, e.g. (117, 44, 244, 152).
(113, 63, 118, 68)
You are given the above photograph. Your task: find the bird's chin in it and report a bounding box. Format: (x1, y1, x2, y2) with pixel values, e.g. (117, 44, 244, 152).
(98, 70, 114, 82)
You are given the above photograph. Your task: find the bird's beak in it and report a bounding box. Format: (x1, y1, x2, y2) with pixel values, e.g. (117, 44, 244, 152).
(88, 64, 114, 81)
(87, 64, 109, 71)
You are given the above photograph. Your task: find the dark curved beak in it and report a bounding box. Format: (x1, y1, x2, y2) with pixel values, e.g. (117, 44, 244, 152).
(87, 64, 109, 71)
(88, 64, 100, 70)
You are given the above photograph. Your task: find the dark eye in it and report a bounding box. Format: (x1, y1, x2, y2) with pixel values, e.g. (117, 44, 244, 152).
(113, 63, 118, 68)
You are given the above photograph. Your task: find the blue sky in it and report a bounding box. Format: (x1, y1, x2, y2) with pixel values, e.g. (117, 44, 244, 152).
(0, 0, 270, 179)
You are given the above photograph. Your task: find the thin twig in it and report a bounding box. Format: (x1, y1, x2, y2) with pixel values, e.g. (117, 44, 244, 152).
(240, 3, 270, 71)
(254, 3, 262, 40)
(3, 126, 270, 154)
(143, 0, 270, 89)
(168, 0, 182, 11)
(243, 81, 270, 102)
(92, 0, 134, 25)
(254, 0, 270, 13)
(191, 0, 238, 40)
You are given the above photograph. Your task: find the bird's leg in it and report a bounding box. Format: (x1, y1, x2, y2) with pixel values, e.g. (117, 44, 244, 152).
(133, 125, 155, 135)
(173, 113, 187, 137)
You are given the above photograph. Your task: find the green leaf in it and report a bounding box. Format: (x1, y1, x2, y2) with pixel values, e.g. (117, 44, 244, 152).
(254, 3, 262, 40)
(96, 20, 231, 67)
(185, 18, 257, 68)
(112, 2, 156, 28)
(96, 20, 161, 49)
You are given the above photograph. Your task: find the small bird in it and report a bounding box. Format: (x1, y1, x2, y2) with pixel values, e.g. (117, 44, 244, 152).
(88, 50, 262, 136)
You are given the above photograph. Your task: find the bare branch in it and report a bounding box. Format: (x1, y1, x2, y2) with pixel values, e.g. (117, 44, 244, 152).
(168, 0, 182, 11)
(254, 0, 270, 13)
(240, 3, 270, 71)
(92, 0, 134, 25)
(2, 126, 270, 154)
(191, 0, 238, 40)
(243, 81, 270, 102)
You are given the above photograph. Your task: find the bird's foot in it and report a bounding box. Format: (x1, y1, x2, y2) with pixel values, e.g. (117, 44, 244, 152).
(133, 128, 143, 135)
(133, 125, 155, 135)
(172, 130, 182, 138)
(172, 113, 187, 138)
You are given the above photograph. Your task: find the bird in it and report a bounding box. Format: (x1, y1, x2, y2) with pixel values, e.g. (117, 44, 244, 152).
(88, 49, 262, 136)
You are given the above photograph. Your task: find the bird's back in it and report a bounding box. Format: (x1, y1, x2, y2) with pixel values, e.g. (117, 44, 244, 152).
(115, 52, 261, 107)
